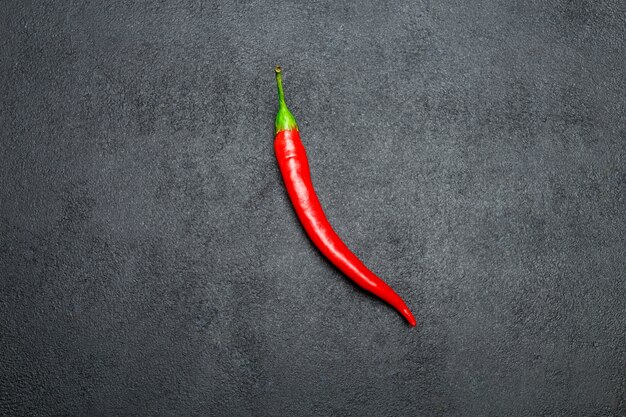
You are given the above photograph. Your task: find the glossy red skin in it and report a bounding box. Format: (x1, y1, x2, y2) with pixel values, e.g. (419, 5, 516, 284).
(275, 129, 416, 326)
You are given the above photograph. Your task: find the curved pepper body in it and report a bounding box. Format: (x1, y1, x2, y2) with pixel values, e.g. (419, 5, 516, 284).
(274, 128, 416, 326)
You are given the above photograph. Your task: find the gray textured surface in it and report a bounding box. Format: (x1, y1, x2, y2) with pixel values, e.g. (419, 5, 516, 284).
(1, 0, 625, 416)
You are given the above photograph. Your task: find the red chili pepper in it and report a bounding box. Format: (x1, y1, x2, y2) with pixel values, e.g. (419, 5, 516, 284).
(273, 66, 416, 326)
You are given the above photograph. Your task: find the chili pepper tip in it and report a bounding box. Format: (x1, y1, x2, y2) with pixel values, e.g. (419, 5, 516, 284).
(403, 308, 417, 327)
(275, 65, 282, 74)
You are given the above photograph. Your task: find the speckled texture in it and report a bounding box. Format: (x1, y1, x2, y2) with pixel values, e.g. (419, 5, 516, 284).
(1, 1, 625, 416)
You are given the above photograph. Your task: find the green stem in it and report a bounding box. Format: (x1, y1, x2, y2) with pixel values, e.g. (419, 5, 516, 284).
(274, 66, 298, 134)
(276, 66, 286, 107)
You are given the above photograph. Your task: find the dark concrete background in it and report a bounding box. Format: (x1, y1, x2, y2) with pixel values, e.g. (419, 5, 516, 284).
(1, 0, 625, 416)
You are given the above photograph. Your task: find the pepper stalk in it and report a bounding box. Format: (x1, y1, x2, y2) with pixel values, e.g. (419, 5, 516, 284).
(274, 66, 299, 134)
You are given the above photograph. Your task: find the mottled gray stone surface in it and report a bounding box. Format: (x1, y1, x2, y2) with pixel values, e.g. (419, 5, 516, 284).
(1, 0, 625, 416)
